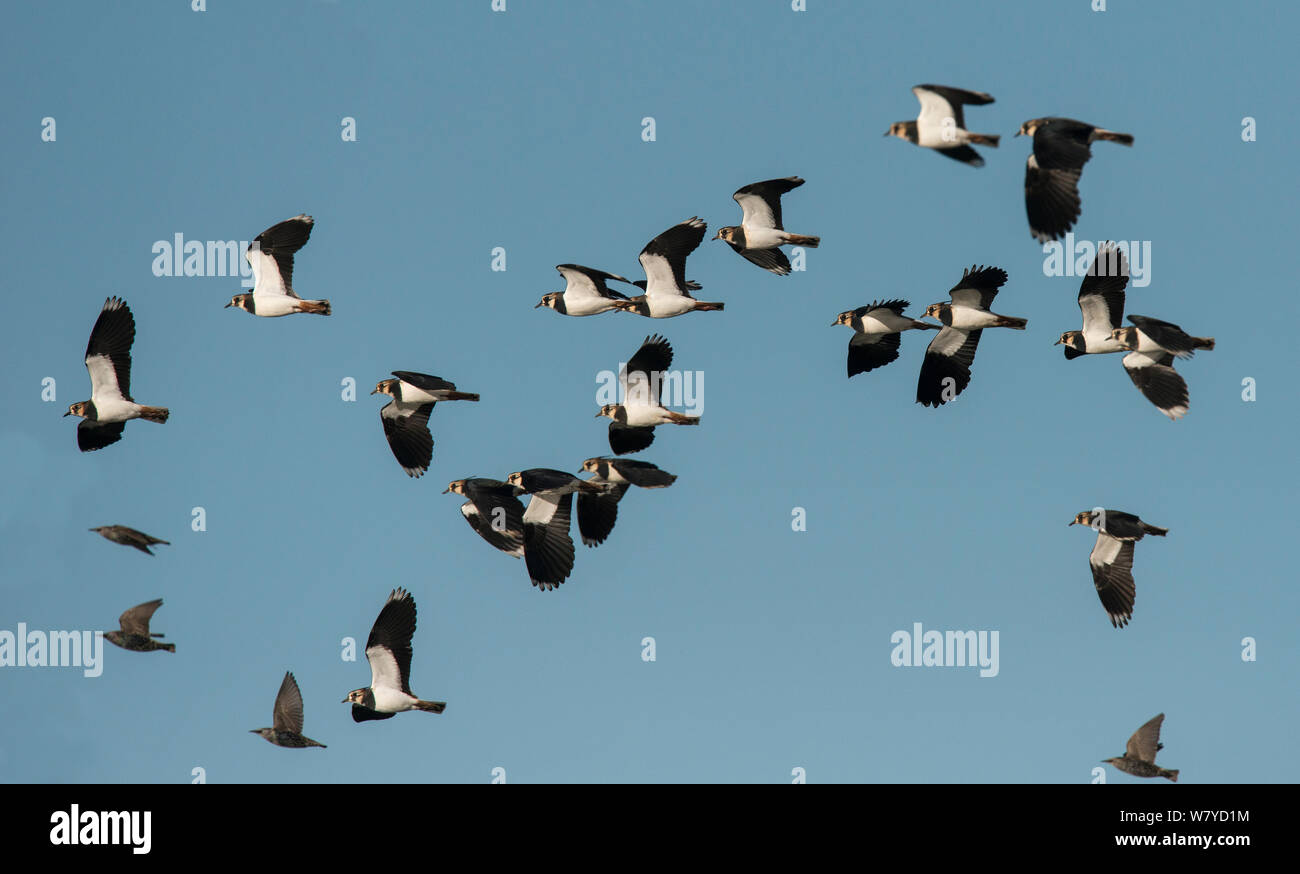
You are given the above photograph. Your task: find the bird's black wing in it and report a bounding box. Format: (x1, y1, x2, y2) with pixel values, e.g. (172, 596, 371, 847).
(609, 422, 656, 455)
(848, 332, 902, 377)
(77, 420, 126, 452)
(366, 589, 417, 694)
(380, 402, 435, 478)
(916, 328, 981, 407)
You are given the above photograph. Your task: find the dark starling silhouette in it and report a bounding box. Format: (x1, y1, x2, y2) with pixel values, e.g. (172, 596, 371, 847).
(1102, 713, 1179, 781)
(89, 525, 170, 556)
(104, 599, 175, 653)
(251, 672, 326, 749)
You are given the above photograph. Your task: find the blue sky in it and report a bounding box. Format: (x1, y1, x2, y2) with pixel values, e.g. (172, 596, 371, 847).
(1, 1, 1295, 783)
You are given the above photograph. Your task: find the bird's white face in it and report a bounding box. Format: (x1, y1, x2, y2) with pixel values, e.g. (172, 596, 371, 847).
(343, 689, 366, 705)
(885, 122, 905, 138)
(65, 402, 86, 419)
(444, 479, 466, 495)
(1017, 121, 1039, 137)
(372, 379, 396, 396)
(225, 294, 250, 311)
(833, 311, 853, 327)
(713, 227, 737, 243)
(1069, 511, 1095, 527)
(581, 458, 600, 473)
(1056, 331, 1080, 348)
(924, 304, 942, 319)
(506, 472, 523, 487)
(595, 404, 620, 420)
(535, 293, 559, 310)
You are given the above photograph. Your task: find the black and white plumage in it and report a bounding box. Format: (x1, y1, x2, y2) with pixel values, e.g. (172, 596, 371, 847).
(250, 671, 326, 749)
(885, 84, 999, 167)
(1113, 316, 1215, 421)
(535, 264, 634, 317)
(372, 372, 480, 477)
(104, 599, 174, 653)
(596, 334, 700, 454)
(64, 297, 170, 452)
(1070, 509, 1168, 629)
(1102, 714, 1180, 782)
(1057, 244, 1129, 359)
(226, 215, 330, 316)
(576, 457, 677, 547)
(444, 478, 526, 558)
(714, 177, 820, 275)
(833, 300, 938, 377)
(344, 588, 445, 722)
(89, 525, 170, 556)
(916, 267, 1027, 407)
(622, 217, 724, 318)
(506, 469, 608, 591)
(1016, 118, 1134, 242)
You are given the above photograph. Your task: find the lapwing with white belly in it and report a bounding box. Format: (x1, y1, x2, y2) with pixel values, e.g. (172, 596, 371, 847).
(1112, 315, 1214, 420)
(1070, 509, 1168, 628)
(65, 297, 169, 452)
(833, 300, 938, 377)
(1057, 243, 1129, 359)
(916, 266, 1027, 407)
(1017, 118, 1133, 242)
(443, 478, 526, 559)
(372, 372, 479, 477)
(226, 214, 330, 316)
(535, 264, 635, 316)
(344, 588, 445, 722)
(621, 217, 724, 318)
(506, 469, 608, 591)
(576, 457, 677, 547)
(714, 177, 820, 275)
(596, 334, 700, 454)
(885, 84, 1000, 167)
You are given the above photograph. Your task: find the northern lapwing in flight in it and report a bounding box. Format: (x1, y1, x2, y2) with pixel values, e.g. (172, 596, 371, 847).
(622, 217, 724, 318)
(833, 300, 938, 377)
(885, 84, 999, 167)
(105, 599, 174, 653)
(1057, 243, 1129, 359)
(443, 478, 526, 559)
(506, 469, 608, 591)
(1112, 315, 1215, 420)
(1016, 118, 1133, 242)
(596, 334, 700, 454)
(251, 671, 326, 749)
(1069, 509, 1168, 629)
(714, 177, 820, 275)
(1102, 713, 1179, 782)
(576, 457, 677, 547)
(344, 588, 446, 722)
(65, 297, 169, 452)
(89, 525, 169, 556)
(226, 214, 330, 316)
(535, 264, 634, 316)
(372, 372, 480, 478)
(916, 266, 1027, 407)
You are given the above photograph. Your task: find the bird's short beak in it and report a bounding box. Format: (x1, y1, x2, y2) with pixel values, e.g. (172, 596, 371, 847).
(341, 697, 350, 704)
(882, 129, 891, 137)
(62, 410, 72, 417)
(1052, 338, 1062, 345)
(831, 319, 840, 327)
(594, 410, 604, 417)
(248, 729, 258, 734)
(1068, 519, 1079, 526)
(1014, 130, 1024, 137)
(441, 487, 451, 494)
(370, 387, 379, 395)
(534, 300, 545, 308)
(711, 231, 722, 240)
(223, 301, 233, 308)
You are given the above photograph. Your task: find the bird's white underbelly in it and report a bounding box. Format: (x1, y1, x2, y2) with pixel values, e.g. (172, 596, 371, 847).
(947, 306, 999, 329)
(92, 397, 141, 423)
(251, 295, 302, 317)
(565, 295, 618, 316)
(372, 686, 416, 713)
(741, 226, 787, 249)
(644, 296, 695, 317)
(623, 405, 671, 426)
(916, 122, 970, 148)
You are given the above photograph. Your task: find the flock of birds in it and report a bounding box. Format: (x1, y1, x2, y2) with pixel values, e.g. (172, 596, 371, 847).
(65, 83, 1199, 777)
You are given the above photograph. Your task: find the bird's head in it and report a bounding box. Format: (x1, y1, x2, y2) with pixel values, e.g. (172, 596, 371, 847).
(506, 471, 524, 488)
(713, 227, 738, 244)
(372, 378, 397, 397)
(1016, 120, 1042, 138)
(1111, 327, 1138, 350)
(580, 457, 607, 475)
(225, 293, 251, 312)
(832, 310, 855, 327)
(250, 728, 273, 738)
(884, 121, 907, 139)
(64, 401, 88, 419)
(444, 479, 467, 495)
(535, 292, 560, 310)
(1056, 330, 1083, 349)
(923, 304, 943, 320)
(342, 689, 367, 705)
(1069, 511, 1099, 528)
(595, 404, 622, 421)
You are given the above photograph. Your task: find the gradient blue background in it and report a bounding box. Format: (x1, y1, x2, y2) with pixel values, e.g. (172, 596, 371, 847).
(1, 1, 1295, 784)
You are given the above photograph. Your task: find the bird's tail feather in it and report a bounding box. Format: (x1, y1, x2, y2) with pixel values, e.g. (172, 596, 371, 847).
(784, 234, 820, 248)
(1193, 336, 1215, 351)
(445, 392, 480, 401)
(996, 316, 1028, 329)
(666, 412, 701, 425)
(912, 320, 940, 330)
(300, 299, 331, 315)
(1164, 769, 1179, 783)
(139, 406, 169, 423)
(969, 133, 1000, 147)
(694, 302, 724, 311)
(1142, 523, 1169, 537)
(1096, 129, 1134, 146)
(161, 642, 176, 653)
(415, 699, 446, 714)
